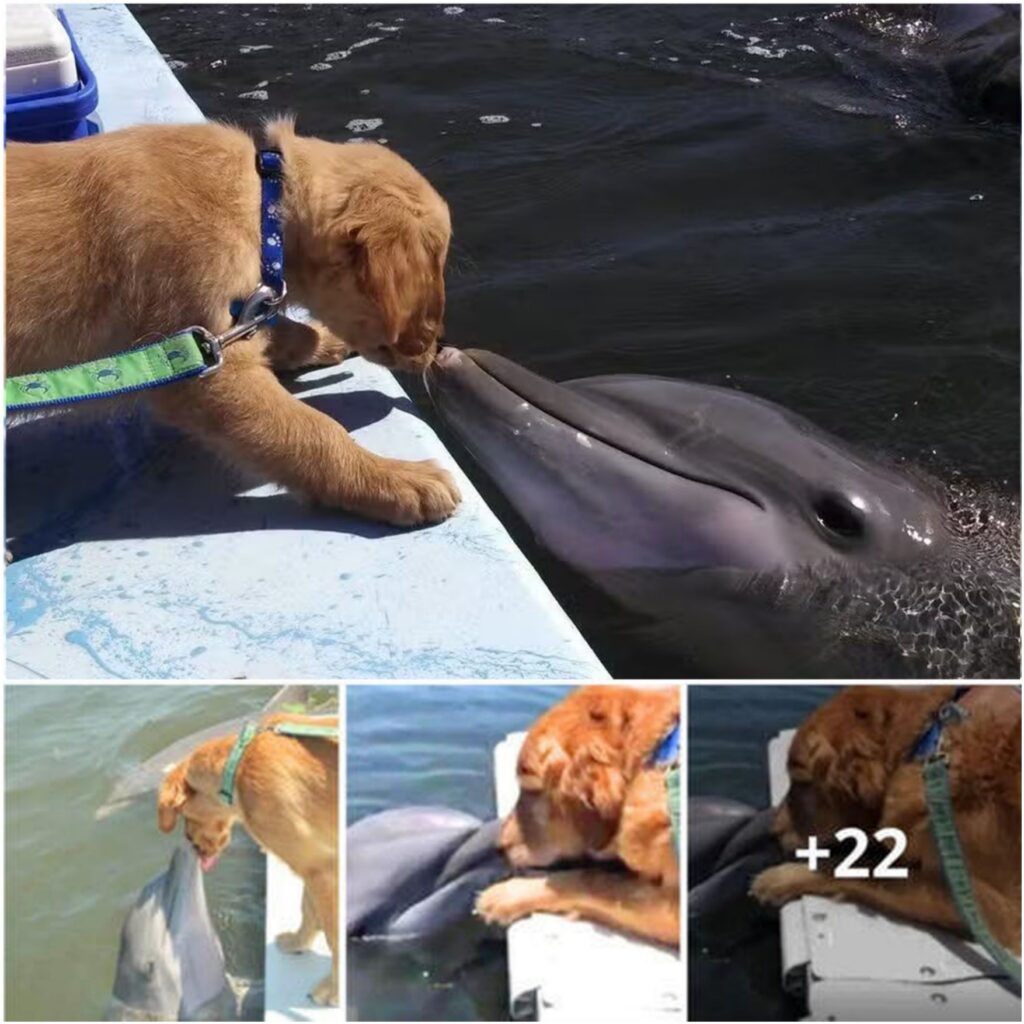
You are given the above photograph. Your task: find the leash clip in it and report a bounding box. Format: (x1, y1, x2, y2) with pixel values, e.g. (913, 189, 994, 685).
(192, 283, 288, 377)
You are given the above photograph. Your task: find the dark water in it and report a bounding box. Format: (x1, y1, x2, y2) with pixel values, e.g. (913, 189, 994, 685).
(346, 684, 569, 1021)
(136, 4, 1020, 675)
(688, 684, 840, 1021)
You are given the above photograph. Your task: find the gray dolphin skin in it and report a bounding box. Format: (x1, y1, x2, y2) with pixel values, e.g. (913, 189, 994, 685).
(347, 807, 507, 940)
(109, 843, 234, 1022)
(929, 4, 1020, 118)
(426, 348, 1019, 677)
(96, 685, 314, 820)
(688, 798, 780, 918)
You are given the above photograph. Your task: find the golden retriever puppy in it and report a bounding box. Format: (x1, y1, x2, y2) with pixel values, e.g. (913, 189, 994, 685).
(476, 685, 680, 947)
(752, 685, 1021, 954)
(7, 117, 460, 526)
(157, 712, 339, 1006)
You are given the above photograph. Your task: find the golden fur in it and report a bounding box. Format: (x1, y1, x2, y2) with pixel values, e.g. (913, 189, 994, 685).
(157, 712, 339, 1006)
(752, 685, 1021, 954)
(7, 118, 460, 525)
(476, 686, 680, 947)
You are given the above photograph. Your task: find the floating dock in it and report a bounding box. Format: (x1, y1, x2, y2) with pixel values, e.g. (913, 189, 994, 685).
(768, 729, 1021, 1022)
(5, 3, 607, 682)
(264, 853, 333, 1022)
(494, 731, 682, 1021)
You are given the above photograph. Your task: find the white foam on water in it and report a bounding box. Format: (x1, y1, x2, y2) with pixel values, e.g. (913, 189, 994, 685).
(483, 17, 505, 24)
(239, 44, 273, 54)
(310, 62, 331, 71)
(359, 88, 371, 95)
(722, 28, 744, 40)
(970, 194, 985, 201)
(325, 37, 383, 61)
(443, 5, 465, 14)
(347, 118, 383, 133)
(479, 114, 510, 124)
(239, 89, 268, 100)
(746, 77, 762, 84)
(165, 59, 187, 70)
(746, 44, 790, 59)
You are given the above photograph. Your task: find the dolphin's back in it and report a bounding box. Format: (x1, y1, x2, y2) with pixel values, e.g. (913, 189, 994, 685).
(348, 807, 507, 940)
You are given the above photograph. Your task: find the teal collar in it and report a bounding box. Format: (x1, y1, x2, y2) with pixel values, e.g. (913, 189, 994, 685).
(217, 719, 339, 805)
(219, 722, 259, 805)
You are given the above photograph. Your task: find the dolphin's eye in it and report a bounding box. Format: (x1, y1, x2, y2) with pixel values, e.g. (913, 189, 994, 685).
(814, 494, 865, 541)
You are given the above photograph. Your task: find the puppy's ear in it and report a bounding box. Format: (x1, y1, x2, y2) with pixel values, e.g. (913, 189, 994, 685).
(564, 739, 626, 822)
(827, 732, 888, 808)
(340, 186, 446, 356)
(157, 762, 190, 833)
(526, 736, 570, 791)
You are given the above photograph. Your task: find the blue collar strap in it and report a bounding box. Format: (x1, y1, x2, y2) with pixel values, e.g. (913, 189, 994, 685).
(256, 148, 285, 307)
(911, 686, 972, 761)
(650, 721, 680, 767)
(231, 147, 286, 326)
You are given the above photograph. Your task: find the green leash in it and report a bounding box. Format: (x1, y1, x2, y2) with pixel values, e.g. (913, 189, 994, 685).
(6, 284, 286, 415)
(218, 719, 338, 805)
(923, 752, 1022, 983)
(6, 330, 217, 412)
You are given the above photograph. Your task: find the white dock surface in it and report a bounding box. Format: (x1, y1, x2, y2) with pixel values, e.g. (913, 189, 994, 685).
(494, 732, 682, 1021)
(264, 853, 333, 1022)
(768, 729, 1021, 1022)
(6, 4, 607, 682)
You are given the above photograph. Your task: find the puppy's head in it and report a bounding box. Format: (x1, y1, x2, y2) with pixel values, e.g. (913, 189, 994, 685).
(774, 686, 951, 852)
(275, 119, 450, 373)
(499, 686, 679, 868)
(157, 761, 235, 871)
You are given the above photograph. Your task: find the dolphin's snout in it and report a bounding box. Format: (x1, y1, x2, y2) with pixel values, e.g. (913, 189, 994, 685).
(433, 346, 463, 370)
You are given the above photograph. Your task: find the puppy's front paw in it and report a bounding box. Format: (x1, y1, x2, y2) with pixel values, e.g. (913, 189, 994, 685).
(307, 325, 349, 366)
(267, 318, 349, 371)
(364, 458, 461, 526)
(750, 863, 819, 907)
(309, 973, 338, 1007)
(475, 877, 546, 927)
(276, 929, 314, 954)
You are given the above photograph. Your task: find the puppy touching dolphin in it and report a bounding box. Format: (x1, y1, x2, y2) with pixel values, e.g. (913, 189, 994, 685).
(426, 348, 1019, 678)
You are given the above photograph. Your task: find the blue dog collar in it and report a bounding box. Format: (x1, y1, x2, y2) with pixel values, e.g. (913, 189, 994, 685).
(910, 686, 971, 761)
(231, 147, 285, 326)
(650, 721, 680, 766)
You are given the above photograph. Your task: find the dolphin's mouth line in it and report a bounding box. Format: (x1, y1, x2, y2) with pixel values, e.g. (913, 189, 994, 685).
(451, 350, 766, 512)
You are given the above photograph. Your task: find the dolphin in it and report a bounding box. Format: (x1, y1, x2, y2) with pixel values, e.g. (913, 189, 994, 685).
(426, 348, 1019, 677)
(96, 685, 315, 820)
(347, 807, 508, 940)
(108, 843, 235, 1021)
(925, 4, 1020, 119)
(688, 798, 780, 918)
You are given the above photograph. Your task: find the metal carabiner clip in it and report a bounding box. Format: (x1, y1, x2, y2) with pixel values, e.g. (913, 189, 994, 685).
(193, 283, 288, 377)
